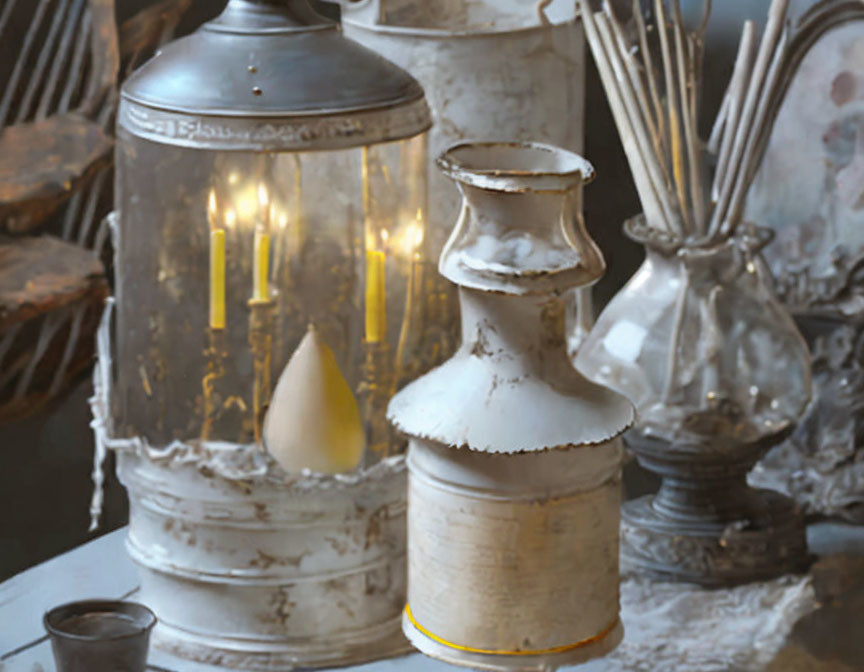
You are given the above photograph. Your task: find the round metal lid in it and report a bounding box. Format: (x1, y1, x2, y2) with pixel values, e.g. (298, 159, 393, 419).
(118, 0, 431, 151)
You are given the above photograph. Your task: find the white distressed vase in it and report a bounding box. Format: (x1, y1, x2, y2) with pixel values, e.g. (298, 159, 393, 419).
(387, 142, 634, 672)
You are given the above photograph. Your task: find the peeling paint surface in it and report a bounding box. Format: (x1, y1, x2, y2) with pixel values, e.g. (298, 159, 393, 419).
(390, 141, 630, 670)
(116, 450, 410, 668)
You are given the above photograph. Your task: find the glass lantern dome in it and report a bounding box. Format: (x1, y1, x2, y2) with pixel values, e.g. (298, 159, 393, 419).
(113, 0, 434, 458)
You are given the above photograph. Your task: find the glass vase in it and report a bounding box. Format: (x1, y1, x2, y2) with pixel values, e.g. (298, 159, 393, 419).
(576, 216, 812, 585)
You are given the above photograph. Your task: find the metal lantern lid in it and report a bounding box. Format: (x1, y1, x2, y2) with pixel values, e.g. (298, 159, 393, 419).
(117, 0, 431, 151)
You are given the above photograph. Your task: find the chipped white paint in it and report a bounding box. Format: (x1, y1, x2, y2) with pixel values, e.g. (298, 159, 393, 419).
(89, 305, 411, 670)
(116, 451, 409, 670)
(387, 142, 633, 671)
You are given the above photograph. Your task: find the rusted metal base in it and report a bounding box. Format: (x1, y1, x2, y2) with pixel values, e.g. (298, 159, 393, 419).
(403, 612, 623, 672)
(621, 432, 811, 587)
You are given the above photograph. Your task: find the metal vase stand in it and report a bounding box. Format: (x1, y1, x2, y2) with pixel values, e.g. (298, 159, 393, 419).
(622, 428, 810, 587)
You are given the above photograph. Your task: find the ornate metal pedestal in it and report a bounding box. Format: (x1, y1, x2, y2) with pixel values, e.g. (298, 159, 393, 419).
(622, 431, 810, 587)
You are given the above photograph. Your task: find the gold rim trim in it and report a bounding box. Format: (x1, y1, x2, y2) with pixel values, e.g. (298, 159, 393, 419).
(404, 604, 618, 657)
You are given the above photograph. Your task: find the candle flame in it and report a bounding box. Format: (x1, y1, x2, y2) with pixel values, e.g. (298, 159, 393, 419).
(225, 209, 237, 229)
(208, 189, 219, 230)
(236, 186, 258, 221)
(258, 183, 269, 208)
(279, 212, 289, 230)
(409, 209, 425, 252)
(392, 208, 425, 258)
(367, 229, 389, 252)
(228, 172, 239, 185)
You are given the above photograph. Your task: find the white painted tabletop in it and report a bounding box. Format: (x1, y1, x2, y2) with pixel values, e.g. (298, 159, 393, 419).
(0, 529, 603, 672)
(4, 524, 861, 672)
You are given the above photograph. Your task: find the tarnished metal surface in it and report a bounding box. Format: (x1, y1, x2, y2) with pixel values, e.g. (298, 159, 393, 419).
(389, 142, 631, 671)
(118, 0, 431, 151)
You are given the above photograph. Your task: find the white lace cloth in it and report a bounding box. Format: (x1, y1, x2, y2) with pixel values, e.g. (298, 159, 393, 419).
(578, 574, 816, 672)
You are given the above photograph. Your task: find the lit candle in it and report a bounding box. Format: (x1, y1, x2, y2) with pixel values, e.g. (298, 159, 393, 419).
(208, 190, 226, 330)
(365, 231, 387, 343)
(253, 184, 271, 302)
(408, 208, 424, 258)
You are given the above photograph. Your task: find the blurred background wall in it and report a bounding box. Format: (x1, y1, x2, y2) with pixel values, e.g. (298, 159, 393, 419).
(0, 0, 821, 581)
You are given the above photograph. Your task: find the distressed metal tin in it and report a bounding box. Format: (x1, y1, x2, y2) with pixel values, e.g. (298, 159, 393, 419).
(116, 450, 409, 670)
(388, 142, 632, 671)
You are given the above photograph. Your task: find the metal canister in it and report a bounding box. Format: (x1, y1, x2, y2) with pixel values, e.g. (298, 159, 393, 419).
(335, 0, 585, 256)
(115, 449, 409, 669)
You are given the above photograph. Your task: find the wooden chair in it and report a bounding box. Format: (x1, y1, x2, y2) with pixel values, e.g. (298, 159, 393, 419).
(0, 0, 189, 424)
(0, 0, 117, 235)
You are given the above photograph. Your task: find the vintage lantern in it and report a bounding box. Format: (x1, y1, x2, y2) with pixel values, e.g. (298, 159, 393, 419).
(388, 142, 634, 671)
(91, 0, 435, 667)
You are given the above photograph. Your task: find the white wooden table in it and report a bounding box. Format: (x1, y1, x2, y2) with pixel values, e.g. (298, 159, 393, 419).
(0, 529, 462, 672)
(2, 524, 861, 672)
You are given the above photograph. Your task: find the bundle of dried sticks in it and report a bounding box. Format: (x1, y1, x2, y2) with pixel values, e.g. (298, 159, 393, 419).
(578, 0, 791, 243)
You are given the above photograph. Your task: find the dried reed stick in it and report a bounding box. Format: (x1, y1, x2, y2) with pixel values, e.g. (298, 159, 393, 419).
(712, 20, 756, 203)
(603, 1, 670, 189)
(597, 14, 683, 233)
(722, 25, 789, 235)
(632, 0, 668, 168)
(708, 89, 731, 155)
(654, 0, 692, 234)
(581, 0, 787, 246)
(579, 0, 672, 232)
(672, 0, 705, 235)
(708, 0, 789, 237)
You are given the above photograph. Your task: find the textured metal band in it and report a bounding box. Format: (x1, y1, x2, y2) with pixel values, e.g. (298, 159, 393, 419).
(404, 604, 619, 657)
(117, 96, 431, 151)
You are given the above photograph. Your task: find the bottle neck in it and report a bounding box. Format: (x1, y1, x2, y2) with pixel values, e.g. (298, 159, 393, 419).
(458, 287, 571, 372)
(440, 183, 604, 295)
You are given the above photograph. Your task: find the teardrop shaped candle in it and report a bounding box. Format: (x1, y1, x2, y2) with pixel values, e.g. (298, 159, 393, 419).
(263, 327, 365, 474)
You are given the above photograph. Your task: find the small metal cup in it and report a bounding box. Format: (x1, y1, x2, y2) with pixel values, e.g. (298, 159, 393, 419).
(43, 600, 156, 672)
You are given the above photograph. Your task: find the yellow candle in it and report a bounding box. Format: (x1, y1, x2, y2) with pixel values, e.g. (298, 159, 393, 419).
(365, 247, 386, 343)
(209, 229, 226, 330)
(254, 229, 270, 301)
